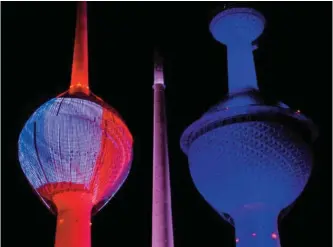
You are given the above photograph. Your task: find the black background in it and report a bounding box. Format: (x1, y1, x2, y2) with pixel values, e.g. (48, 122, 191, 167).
(2, 2, 332, 247)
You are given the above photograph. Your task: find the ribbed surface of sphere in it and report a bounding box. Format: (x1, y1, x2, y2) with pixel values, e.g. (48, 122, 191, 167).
(188, 121, 313, 214)
(18, 97, 133, 212)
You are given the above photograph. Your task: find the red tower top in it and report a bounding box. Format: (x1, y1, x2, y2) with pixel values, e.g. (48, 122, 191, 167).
(69, 1, 89, 95)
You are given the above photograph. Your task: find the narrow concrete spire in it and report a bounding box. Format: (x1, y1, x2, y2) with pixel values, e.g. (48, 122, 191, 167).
(69, 1, 90, 95)
(152, 50, 174, 247)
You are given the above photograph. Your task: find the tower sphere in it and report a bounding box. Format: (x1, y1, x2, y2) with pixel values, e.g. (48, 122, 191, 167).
(18, 92, 133, 214)
(209, 8, 265, 45)
(180, 90, 317, 215)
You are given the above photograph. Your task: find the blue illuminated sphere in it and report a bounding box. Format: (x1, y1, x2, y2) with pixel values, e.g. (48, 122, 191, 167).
(18, 92, 133, 214)
(209, 8, 265, 45)
(180, 90, 317, 219)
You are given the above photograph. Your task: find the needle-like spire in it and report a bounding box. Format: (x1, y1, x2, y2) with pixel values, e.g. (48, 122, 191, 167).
(69, 1, 90, 95)
(152, 49, 174, 247)
(154, 49, 164, 85)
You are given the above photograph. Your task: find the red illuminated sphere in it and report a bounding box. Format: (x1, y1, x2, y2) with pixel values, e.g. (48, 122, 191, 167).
(18, 91, 133, 214)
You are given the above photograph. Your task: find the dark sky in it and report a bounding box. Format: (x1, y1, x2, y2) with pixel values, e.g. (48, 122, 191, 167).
(2, 1, 332, 247)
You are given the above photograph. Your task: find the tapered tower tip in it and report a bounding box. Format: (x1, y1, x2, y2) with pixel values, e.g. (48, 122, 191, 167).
(69, 1, 90, 95)
(154, 50, 164, 85)
(154, 50, 163, 67)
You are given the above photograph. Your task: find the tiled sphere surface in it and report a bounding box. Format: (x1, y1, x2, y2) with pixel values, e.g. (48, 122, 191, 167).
(18, 97, 133, 212)
(188, 121, 312, 214)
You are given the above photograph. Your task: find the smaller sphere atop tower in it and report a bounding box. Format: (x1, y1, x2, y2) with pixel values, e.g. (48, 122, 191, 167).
(209, 8, 266, 45)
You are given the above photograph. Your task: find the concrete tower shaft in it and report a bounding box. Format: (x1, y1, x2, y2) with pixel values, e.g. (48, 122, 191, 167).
(152, 52, 174, 247)
(53, 192, 92, 247)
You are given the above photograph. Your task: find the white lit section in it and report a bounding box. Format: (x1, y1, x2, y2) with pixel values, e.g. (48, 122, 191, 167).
(154, 67, 164, 85)
(154, 50, 165, 85)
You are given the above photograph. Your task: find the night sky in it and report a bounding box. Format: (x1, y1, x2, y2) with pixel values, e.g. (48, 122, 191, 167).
(2, 2, 332, 247)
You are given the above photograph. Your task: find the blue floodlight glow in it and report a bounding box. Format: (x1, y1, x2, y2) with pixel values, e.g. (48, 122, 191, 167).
(180, 7, 318, 247)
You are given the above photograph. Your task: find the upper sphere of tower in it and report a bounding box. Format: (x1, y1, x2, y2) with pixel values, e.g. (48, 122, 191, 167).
(209, 8, 266, 45)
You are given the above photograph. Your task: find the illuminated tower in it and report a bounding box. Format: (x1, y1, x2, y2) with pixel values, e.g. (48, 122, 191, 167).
(152, 51, 174, 247)
(180, 7, 317, 247)
(18, 2, 133, 247)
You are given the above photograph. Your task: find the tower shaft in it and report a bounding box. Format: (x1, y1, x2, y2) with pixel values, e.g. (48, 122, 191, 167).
(233, 210, 281, 247)
(152, 60, 174, 247)
(53, 192, 92, 247)
(227, 43, 258, 93)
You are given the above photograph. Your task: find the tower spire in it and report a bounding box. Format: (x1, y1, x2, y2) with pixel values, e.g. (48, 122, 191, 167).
(154, 50, 164, 85)
(69, 1, 90, 95)
(152, 50, 174, 247)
